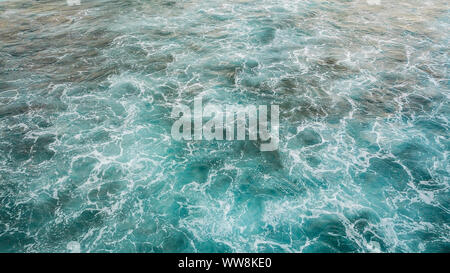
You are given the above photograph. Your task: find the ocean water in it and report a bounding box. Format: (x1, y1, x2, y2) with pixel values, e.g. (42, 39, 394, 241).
(0, 0, 448, 253)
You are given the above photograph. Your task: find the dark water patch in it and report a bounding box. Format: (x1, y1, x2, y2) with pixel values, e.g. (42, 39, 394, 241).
(251, 27, 276, 45)
(315, 57, 356, 76)
(177, 160, 218, 188)
(70, 156, 99, 185)
(31, 134, 56, 164)
(0, 231, 35, 252)
(403, 94, 434, 114)
(345, 120, 379, 152)
(45, 209, 106, 246)
(298, 128, 322, 146)
(88, 180, 124, 203)
(413, 203, 449, 225)
(302, 214, 359, 253)
(306, 155, 321, 167)
(196, 240, 233, 253)
(281, 98, 328, 123)
(392, 142, 436, 184)
(0, 0, 448, 253)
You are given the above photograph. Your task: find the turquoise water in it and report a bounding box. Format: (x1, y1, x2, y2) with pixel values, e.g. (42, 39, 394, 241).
(0, 0, 449, 252)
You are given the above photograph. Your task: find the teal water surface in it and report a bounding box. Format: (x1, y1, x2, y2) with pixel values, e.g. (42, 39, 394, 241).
(0, 0, 449, 252)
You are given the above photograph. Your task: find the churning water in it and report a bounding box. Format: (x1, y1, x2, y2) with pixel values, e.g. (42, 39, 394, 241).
(0, 0, 448, 252)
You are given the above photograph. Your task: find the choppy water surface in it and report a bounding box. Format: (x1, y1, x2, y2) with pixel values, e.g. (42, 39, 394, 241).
(0, 0, 449, 252)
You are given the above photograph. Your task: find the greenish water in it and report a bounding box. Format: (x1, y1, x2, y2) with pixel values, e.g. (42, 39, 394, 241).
(0, 0, 449, 252)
